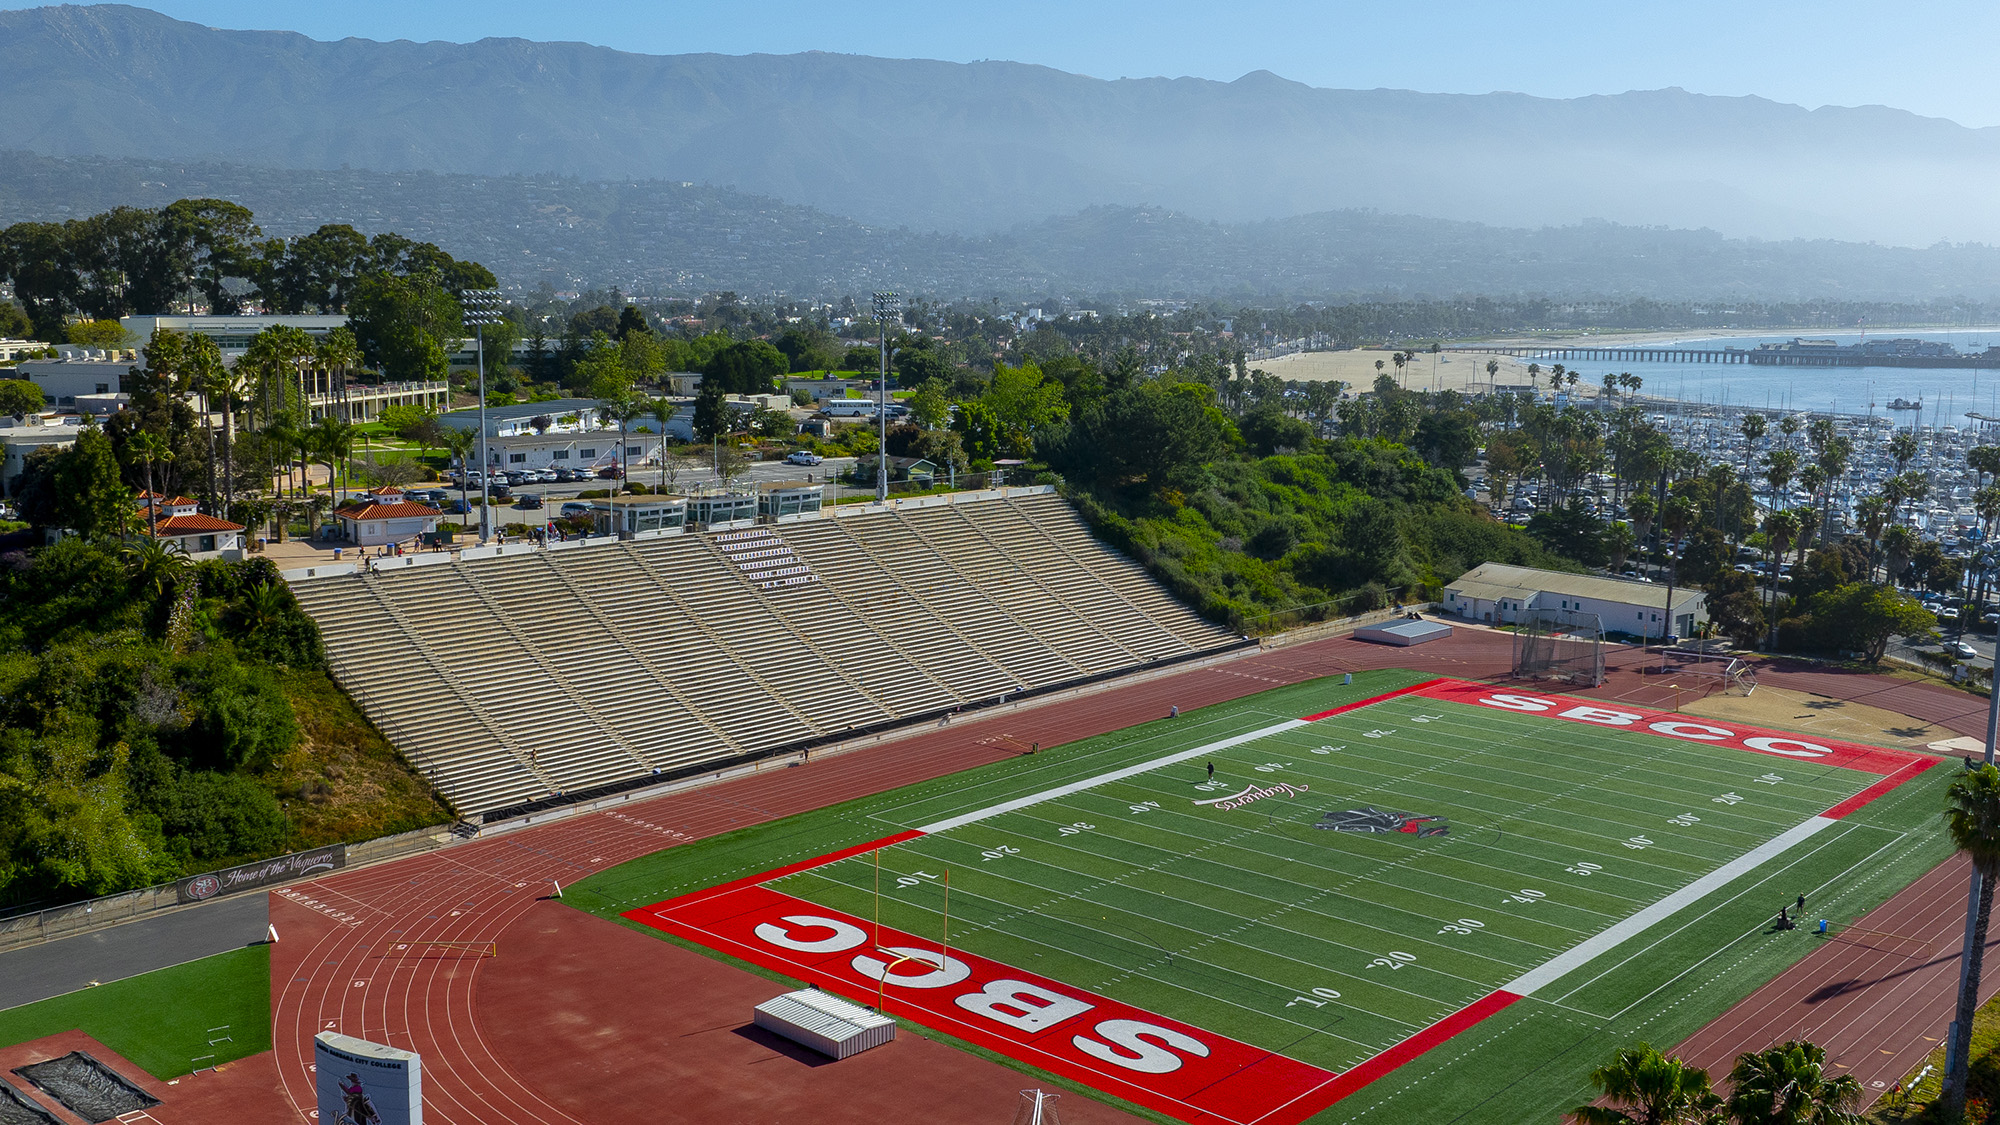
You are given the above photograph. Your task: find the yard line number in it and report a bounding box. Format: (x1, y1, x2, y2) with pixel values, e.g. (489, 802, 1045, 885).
(1368, 951, 1418, 970)
(1056, 822, 1095, 837)
(1437, 917, 1485, 936)
(1503, 888, 1548, 905)
(1286, 986, 1344, 1008)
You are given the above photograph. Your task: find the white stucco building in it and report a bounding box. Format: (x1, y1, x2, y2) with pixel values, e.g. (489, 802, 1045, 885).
(334, 489, 445, 547)
(1442, 561, 1707, 640)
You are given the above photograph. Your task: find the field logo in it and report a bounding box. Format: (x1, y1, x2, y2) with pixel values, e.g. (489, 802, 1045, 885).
(1193, 781, 1308, 811)
(1317, 807, 1450, 837)
(185, 874, 222, 901)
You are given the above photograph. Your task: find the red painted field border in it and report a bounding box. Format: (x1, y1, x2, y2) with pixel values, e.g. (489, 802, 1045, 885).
(1299, 678, 1449, 722)
(1822, 756, 1943, 819)
(1263, 988, 1525, 1122)
(662, 829, 925, 910)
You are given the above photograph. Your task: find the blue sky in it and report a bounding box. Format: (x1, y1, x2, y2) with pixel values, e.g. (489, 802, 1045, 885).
(56, 0, 2000, 127)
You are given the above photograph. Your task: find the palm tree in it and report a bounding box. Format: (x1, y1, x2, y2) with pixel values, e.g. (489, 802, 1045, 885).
(1778, 414, 1802, 451)
(1889, 430, 1918, 473)
(1726, 1040, 1861, 1125)
(1528, 362, 1541, 390)
(601, 394, 646, 493)
(1762, 449, 1798, 512)
(1739, 413, 1767, 484)
(647, 397, 679, 493)
(441, 427, 477, 515)
(124, 430, 173, 539)
(1485, 358, 1499, 388)
(1569, 1043, 1720, 1125)
(1762, 509, 1800, 648)
(1969, 444, 2000, 490)
(316, 327, 363, 423)
(1659, 496, 1697, 644)
(1392, 351, 1408, 386)
(1882, 523, 1917, 586)
(1941, 764, 2000, 1118)
(1855, 495, 1890, 581)
(122, 535, 189, 596)
(308, 417, 356, 504)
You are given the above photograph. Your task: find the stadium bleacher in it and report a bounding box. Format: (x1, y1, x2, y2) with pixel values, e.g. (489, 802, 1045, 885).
(289, 487, 1242, 818)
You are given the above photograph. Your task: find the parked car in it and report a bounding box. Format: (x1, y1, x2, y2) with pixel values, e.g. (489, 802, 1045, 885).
(553, 467, 580, 482)
(785, 450, 824, 466)
(448, 499, 473, 514)
(518, 494, 544, 510)
(487, 482, 512, 499)
(532, 468, 560, 483)
(596, 464, 625, 479)
(560, 501, 592, 518)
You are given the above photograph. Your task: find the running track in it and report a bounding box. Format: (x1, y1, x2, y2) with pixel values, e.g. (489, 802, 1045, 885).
(255, 629, 1994, 1122)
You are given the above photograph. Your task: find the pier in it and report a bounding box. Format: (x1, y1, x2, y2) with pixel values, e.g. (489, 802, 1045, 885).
(1449, 345, 1747, 364)
(1447, 344, 2000, 369)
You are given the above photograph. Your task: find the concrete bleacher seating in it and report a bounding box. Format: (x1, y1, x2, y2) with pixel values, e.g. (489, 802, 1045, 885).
(289, 487, 1240, 817)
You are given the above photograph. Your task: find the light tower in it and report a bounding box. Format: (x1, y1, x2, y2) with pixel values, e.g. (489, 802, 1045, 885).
(459, 289, 506, 544)
(873, 291, 899, 502)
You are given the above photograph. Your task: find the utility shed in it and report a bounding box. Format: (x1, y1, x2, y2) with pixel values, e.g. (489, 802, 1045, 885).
(753, 989, 897, 1059)
(1354, 619, 1454, 646)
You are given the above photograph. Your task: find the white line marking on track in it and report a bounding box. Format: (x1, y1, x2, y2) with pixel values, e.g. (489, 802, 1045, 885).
(1502, 815, 1837, 996)
(917, 719, 1311, 834)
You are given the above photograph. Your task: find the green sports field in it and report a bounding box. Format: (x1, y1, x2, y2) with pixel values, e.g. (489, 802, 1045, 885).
(0, 945, 271, 1079)
(570, 671, 1955, 1123)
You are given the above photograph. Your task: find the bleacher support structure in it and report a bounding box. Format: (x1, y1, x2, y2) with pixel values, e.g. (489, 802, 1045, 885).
(289, 487, 1244, 819)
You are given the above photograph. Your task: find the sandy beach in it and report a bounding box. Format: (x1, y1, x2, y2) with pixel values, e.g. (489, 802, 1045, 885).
(1250, 347, 1610, 398)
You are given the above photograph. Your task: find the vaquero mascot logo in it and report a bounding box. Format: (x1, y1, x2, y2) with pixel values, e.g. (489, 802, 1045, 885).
(1316, 807, 1450, 837)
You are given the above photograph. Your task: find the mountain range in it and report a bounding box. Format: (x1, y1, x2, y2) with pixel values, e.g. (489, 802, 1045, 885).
(2, 4, 1998, 245)
(8, 151, 2000, 303)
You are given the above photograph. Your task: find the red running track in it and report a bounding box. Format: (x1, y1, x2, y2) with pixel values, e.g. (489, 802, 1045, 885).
(254, 630, 1993, 1122)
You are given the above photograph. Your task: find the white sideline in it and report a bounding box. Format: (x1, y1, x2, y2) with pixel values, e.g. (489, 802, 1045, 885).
(1501, 815, 1838, 997)
(916, 719, 1310, 834)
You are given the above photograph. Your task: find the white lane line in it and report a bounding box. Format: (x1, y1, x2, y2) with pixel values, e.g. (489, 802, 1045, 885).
(917, 719, 1311, 834)
(1502, 815, 1837, 997)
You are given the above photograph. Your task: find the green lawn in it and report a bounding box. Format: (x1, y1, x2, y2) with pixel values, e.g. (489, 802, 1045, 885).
(0, 946, 271, 1079)
(568, 671, 1953, 1124)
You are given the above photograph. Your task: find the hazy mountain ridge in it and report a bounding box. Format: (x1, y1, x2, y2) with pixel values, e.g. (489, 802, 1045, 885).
(2, 4, 1997, 243)
(7, 152, 2000, 302)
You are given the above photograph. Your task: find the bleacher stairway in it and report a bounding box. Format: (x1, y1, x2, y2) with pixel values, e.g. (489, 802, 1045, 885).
(290, 487, 1242, 818)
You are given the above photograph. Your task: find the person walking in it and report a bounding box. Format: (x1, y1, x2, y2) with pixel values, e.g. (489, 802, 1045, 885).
(1170, 705, 1180, 718)
(1206, 761, 1215, 781)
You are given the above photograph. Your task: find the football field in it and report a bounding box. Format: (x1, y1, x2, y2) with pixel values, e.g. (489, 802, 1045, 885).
(572, 673, 1951, 1124)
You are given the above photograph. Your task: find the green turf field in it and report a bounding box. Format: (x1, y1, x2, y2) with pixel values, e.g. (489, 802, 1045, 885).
(0, 945, 271, 1079)
(570, 671, 1955, 1124)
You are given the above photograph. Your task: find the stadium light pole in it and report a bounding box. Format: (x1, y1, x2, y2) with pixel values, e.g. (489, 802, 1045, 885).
(460, 289, 506, 545)
(873, 291, 899, 502)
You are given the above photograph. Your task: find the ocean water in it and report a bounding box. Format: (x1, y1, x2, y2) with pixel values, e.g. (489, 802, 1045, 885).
(1516, 328, 2000, 420)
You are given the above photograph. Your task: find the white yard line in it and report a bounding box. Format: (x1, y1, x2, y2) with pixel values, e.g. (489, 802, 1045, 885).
(1501, 815, 1838, 997)
(916, 718, 1311, 833)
